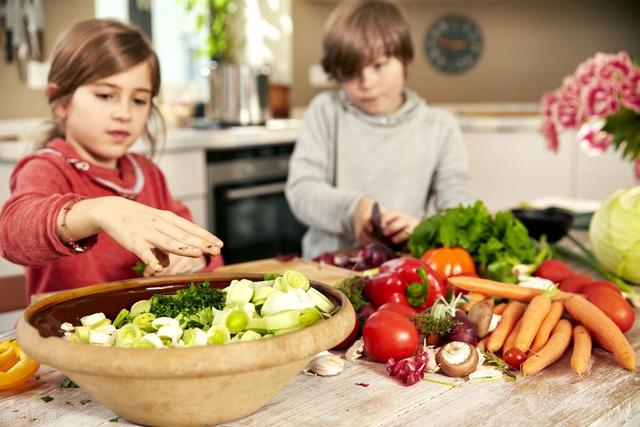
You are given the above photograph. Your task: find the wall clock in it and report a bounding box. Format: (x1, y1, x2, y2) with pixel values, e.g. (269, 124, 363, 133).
(425, 14, 483, 74)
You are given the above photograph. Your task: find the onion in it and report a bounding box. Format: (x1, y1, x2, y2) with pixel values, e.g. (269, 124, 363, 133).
(444, 314, 478, 345)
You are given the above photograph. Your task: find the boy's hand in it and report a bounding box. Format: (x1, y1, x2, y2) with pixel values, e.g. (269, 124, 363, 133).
(352, 196, 376, 245)
(379, 210, 419, 245)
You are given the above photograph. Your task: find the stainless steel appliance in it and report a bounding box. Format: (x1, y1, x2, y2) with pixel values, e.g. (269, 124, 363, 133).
(207, 62, 270, 126)
(207, 144, 307, 263)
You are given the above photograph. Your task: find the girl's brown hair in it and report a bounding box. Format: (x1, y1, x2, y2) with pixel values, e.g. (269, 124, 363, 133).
(40, 19, 164, 156)
(321, 0, 414, 81)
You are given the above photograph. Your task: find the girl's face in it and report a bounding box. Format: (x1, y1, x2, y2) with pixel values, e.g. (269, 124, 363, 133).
(56, 62, 153, 169)
(341, 55, 406, 116)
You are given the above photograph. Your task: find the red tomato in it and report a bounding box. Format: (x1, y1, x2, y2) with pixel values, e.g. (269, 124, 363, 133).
(420, 247, 476, 278)
(362, 310, 419, 363)
(559, 273, 592, 293)
(503, 348, 528, 369)
(583, 280, 622, 296)
(535, 259, 573, 284)
(377, 302, 418, 319)
(586, 287, 635, 333)
(332, 315, 359, 350)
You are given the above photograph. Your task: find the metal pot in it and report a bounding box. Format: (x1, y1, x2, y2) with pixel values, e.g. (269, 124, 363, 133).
(207, 62, 270, 126)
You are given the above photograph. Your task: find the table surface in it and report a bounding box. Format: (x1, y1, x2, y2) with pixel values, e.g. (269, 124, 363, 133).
(2, 239, 640, 427)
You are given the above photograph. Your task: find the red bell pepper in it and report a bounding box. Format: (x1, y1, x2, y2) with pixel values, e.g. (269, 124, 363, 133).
(364, 257, 445, 311)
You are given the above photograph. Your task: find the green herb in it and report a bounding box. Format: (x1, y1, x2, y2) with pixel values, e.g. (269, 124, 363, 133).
(411, 294, 463, 336)
(60, 377, 78, 388)
(133, 261, 146, 277)
(80, 399, 92, 405)
(65, 401, 74, 406)
(149, 281, 225, 318)
(40, 396, 54, 403)
(409, 201, 543, 283)
(12, 410, 18, 412)
(336, 276, 369, 312)
(109, 417, 121, 423)
(482, 351, 517, 379)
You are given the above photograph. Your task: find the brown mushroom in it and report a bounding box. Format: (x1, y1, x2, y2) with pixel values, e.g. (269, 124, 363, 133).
(468, 299, 494, 338)
(436, 341, 479, 377)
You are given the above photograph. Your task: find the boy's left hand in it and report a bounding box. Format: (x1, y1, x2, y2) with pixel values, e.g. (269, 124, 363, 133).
(379, 210, 419, 245)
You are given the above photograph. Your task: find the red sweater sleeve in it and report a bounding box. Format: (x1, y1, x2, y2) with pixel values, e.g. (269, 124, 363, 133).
(0, 158, 81, 265)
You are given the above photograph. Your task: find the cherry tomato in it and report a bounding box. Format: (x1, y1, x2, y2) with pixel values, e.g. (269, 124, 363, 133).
(420, 247, 476, 278)
(332, 314, 359, 350)
(583, 280, 621, 296)
(362, 310, 419, 363)
(586, 287, 635, 333)
(503, 348, 528, 370)
(377, 302, 418, 319)
(559, 273, 592, 293)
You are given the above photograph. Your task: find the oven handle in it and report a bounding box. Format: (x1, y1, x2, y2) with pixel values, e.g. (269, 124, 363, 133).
(225, 182, 286, 200)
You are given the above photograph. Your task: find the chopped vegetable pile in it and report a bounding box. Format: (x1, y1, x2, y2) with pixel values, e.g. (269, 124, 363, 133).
(60, 271, 337, 348)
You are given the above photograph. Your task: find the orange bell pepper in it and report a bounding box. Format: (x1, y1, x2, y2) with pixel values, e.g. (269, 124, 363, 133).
(0, 340, 40, 391)
(420, 247, 477, 278)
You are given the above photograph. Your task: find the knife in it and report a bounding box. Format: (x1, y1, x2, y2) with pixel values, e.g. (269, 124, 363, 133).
(371, 202, 384, 241)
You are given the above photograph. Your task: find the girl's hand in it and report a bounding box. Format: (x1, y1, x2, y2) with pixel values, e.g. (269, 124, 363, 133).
(61, 196, 223, 273)
(143, 253, 207, 277)
(379, 210, 419, 245)
(352, 196, 376, 245)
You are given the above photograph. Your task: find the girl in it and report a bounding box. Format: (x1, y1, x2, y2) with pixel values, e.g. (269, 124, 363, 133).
(0, 19, 223, 298)
(285, 0, 476, 258)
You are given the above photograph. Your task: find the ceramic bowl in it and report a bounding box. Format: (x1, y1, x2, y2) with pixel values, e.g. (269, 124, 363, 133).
(511, 207, 574, 243)
(16, 272, 355, 427)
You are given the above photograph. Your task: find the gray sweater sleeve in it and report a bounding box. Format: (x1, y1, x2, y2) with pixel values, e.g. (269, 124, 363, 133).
(285, 95, 364, 236)
(431, 112, 476, 210)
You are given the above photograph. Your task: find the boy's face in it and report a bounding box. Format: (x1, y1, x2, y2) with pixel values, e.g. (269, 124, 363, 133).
(56, 62, 153, 169)
(341, 55, 406, 116)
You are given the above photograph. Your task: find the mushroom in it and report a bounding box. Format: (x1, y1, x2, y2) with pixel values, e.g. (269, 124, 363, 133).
(468, 299, 494, 338)
(436, 341, 479, 377)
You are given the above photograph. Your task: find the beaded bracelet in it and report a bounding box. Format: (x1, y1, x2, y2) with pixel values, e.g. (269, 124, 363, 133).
(61, 196, 90, 253)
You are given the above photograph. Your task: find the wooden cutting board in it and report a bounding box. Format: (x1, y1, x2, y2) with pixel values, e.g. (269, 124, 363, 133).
(216, 257, 358, 286)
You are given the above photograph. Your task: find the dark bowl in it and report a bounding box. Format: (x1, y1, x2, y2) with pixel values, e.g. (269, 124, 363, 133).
(511, 207, 574, 243)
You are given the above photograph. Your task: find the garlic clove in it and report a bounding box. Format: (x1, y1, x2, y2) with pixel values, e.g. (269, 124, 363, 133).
(345, 338, 364, 362)
(303, 352, 344, 376)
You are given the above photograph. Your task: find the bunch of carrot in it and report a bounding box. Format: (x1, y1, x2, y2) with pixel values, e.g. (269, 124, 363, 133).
(450, 276, 636, 376)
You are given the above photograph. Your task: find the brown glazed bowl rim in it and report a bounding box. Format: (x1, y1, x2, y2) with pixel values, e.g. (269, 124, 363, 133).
(16, 272, 355, 379)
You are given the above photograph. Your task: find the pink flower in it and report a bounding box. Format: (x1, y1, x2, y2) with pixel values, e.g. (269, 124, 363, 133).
(553, 80, 583, 129)
(577, 120, 613, 155)
(621, 68, 640, 114)
(541, 119, 559, 152)
(594, 52, 634, 85)
(581, 79, 620, 118)
(635, 159, 640, 180)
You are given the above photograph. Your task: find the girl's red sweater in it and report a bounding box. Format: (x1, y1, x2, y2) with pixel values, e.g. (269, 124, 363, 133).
(0, 138, 222, 299)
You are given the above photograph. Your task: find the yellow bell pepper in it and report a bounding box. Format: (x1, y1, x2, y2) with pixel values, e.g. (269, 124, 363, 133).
(0, 340, 40, 391)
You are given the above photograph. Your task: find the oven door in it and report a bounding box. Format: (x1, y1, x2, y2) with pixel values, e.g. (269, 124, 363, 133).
(213, 177, 307, 263)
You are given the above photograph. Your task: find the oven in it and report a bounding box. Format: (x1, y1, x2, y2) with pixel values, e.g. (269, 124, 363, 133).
(207, 144, 307, 264)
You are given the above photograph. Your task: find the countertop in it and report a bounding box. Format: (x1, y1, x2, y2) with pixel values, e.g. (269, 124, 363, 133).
(2, 247, 640, 426)
(0, 103, 543, 162)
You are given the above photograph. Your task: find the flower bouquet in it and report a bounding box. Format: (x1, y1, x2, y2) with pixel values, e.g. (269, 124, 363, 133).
(540, 51, 640, 178)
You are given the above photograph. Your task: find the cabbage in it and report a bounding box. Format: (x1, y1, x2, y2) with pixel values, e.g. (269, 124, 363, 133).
(589, 187, 640, 284)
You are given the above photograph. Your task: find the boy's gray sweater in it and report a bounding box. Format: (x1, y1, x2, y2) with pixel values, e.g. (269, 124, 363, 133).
(285, 89, 475, 259)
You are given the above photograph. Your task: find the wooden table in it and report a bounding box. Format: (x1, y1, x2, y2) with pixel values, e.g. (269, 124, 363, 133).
(2, 244, 640, 426)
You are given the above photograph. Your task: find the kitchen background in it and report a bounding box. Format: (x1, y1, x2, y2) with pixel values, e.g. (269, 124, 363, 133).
(0, 0, 639, 323)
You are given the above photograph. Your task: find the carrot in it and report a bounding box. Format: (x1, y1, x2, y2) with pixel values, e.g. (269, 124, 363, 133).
(487, 301, 526, 353)
(503, 318, 523, 353)
(571, 325, 592, 377)
(514, 294, 552, 352)
(462, 292, 485, 311)
(521, 319, 572, 376)
(530, 301, 564, 352)
(564, 294, 636, 371)
(447, 276, 573, 302)
(476, 337, 488, 352)
(493, 303, 507, 315)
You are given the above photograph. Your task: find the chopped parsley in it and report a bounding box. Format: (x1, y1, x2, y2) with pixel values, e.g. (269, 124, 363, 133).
(109, 417, 121, 423)
(149, 281, 225, 318)
(40, 396, 54, 403)
(60, 377, 78, 388)
(80, 399, 92, 405)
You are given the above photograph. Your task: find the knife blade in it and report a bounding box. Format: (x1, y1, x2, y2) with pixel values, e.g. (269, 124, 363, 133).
(371, 202, 384, 241)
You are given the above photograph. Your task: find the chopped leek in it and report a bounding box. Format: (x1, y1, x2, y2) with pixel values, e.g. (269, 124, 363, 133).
(307, 288, 335, 314)
(207, 324, 231, 345)
(116, 324, 142, 347)
(240, 330, 262, 341)
(282, 270, 310, 291)
(128, 299, 150, 319)
(81, 312, 108, 328)
(225, 310, 249, 334)
(133, 313, 156, 333)
(112, 309, 130, 328)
